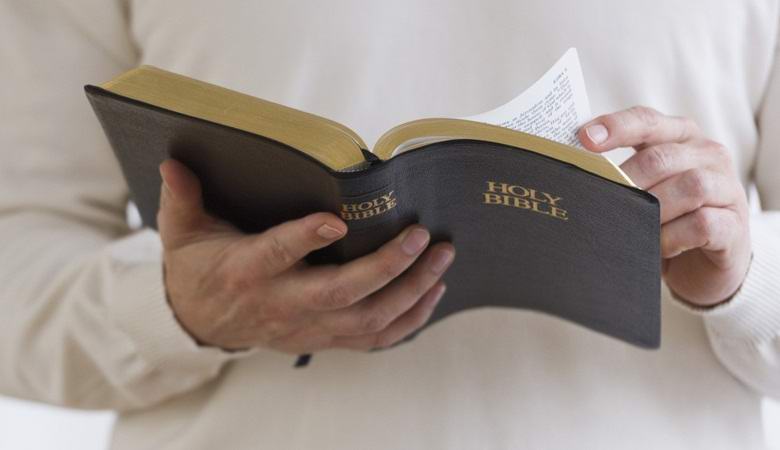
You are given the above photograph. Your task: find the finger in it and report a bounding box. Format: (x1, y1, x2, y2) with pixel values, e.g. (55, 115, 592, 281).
(316, 243, 455, 336)
(649, 169, 739, 224)
(578, 106, 702, 152)
(158, 159, 217, 247)
(660, 207, 740, 258)
(298, 225, 432, 311)
(332, 282, 446, 351)
(619, 139, 732, 189)
(248, 212, 348, 275)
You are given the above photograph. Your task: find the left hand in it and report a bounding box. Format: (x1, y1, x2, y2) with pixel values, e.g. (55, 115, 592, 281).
(578, 106, 752, 307)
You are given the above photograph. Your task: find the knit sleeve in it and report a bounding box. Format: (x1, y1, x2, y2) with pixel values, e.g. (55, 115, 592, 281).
(0, 1, 245, 412)
(672, 18, 780, 400)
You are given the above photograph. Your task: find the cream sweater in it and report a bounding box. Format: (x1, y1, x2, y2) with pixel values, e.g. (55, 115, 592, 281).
(1, 1, 780, 449)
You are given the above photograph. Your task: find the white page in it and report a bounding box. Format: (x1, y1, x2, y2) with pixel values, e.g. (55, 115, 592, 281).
(462, 48, 591, 148)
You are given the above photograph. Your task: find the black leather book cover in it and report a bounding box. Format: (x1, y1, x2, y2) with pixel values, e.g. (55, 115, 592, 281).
(86, 85, 661, 349)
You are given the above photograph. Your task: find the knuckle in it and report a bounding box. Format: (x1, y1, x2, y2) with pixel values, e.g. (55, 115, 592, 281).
(706, 140, 733, 165)
(642, 145, 671, 175)
(408, 272, 437, 298)
(315, 283, 354, 309)
(260, 300, 290, 321)
(692, 208, 716, 238)
(376, 257, 404, 280)
(682, 169, 708, 201)
(680, 117, 700, 139)
(220, 265, 253, 293)
(629, 105, 660, 128)
(263, 234, 296, 268)
(359, 309, 391, 334)
(628, 106, 660, 142)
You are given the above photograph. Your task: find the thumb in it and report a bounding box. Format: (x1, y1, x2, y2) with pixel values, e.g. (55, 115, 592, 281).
(157, 159, 217, 248)
(249, 212, 348, 275)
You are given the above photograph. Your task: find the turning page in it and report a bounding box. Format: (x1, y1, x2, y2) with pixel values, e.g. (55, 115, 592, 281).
(463, 48, 591, 148)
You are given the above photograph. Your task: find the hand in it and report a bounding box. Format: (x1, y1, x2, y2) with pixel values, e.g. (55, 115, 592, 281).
(157, 159, 455, 353)
(578, 106, 751, 307)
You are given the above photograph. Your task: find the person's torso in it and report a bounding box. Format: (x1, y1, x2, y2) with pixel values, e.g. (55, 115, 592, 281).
(114, 1, 775, 448)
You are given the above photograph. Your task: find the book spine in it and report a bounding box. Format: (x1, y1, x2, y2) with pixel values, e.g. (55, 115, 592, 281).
(312, 166, 406, 264)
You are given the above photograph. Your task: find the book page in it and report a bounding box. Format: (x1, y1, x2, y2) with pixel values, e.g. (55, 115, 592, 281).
(462, 48, 591, 148)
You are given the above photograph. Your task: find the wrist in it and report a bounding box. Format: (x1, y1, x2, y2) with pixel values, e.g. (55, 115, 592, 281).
(669, 251, 753, 310)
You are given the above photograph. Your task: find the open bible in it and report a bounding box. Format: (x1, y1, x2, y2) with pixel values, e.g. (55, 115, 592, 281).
(85, 49, 661, 351)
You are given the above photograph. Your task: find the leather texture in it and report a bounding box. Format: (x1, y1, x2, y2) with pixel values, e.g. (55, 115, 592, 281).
(86, 85, 661, 349)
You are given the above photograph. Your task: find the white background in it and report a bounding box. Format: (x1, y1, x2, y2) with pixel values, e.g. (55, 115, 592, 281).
(0, 396, 778, 449)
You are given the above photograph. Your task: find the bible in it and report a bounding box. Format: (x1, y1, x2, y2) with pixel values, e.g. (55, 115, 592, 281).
(85, 49, 661, 350)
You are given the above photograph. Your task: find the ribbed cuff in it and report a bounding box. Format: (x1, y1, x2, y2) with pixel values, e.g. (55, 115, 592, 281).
(671, 217, 780, 344)
(107, 231, 251, 378)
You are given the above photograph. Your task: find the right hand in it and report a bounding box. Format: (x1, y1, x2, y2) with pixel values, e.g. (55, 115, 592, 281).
(157, 159, 455, 353)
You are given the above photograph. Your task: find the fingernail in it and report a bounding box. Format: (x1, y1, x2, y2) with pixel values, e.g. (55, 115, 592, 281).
(585, 124, 609, 144)
(159, 166, 174, 199)
(430, 249, 454, 275)
(401, 228, 430, 255)
(430, 284, 447, 305)
(316, 223, 345, 239)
